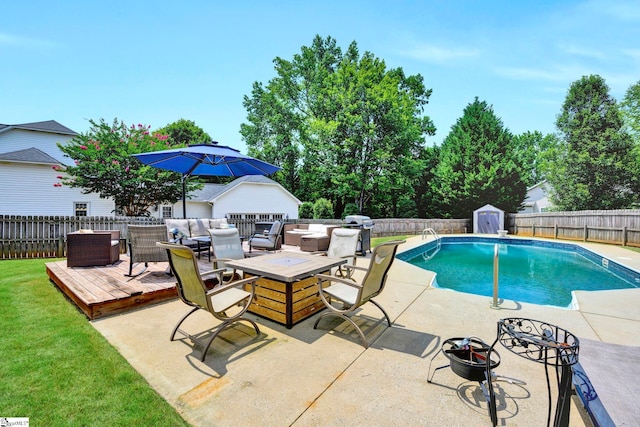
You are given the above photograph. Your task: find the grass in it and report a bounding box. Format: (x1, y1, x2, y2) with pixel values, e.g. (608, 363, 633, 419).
(0, 238, 409, 424)
(371, 235, 410, 246)
(0, 258, 189, 426)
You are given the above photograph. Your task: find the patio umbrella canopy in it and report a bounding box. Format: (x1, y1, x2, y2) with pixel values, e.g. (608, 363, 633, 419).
(133, 142, 280, 218)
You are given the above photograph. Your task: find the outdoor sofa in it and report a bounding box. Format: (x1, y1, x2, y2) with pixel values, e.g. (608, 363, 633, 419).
(284, 223, 338, 247)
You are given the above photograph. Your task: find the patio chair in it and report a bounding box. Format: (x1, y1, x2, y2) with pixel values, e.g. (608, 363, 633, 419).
(313, 239, 405, 348)
(312, 228, 360, 278)
(209, 228, 248, 284)
(126, 225, 170, 277)
(156, 242, 260, 362)
(248, 220, 283, 253)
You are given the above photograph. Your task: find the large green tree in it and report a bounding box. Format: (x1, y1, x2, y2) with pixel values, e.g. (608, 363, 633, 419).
(432, 98, 527, 218)
(241, 35, 435, 218)
(57, 118, 198, 216)
(512, 131, 558, 188)
(548, 75, 635, 210)
(155, 118, 211, 146)
(621, 79, 640, 143)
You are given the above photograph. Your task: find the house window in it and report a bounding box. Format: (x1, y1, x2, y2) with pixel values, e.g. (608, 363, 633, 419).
(74, 202, 89, 217)
(161, 206, 173, 219)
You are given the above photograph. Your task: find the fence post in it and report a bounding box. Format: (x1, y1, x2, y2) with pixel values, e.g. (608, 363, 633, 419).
(623, 226, 627, 246)
(532, 224, 536, 237)
(554, 224, 558, 239)
(57, 235, 64, 258)
(583, 225, 588, 242)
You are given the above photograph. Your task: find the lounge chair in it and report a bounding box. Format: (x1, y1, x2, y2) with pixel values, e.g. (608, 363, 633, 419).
(157, 242, 260, 362)
(209, 228, 248, 284)
(313, 228, 360, 278)
(248, 220, 283, 252)
(313, 240, 405, 347)
(126, 225, 169, 277)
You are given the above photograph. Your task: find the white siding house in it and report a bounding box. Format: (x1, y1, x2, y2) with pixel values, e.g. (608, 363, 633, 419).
(521, 181, 552, 213)
(153, 175, 301, 219)
(0, 121, 116, 216)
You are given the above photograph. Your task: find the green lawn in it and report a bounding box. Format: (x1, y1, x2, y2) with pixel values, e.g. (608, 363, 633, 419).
(0, 240, 411, 425)
(0, 258, 189, 426)
(371, 235, 410, 246)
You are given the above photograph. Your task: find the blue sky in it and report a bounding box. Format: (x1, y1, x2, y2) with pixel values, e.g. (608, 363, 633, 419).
(2, 1, 639, 151)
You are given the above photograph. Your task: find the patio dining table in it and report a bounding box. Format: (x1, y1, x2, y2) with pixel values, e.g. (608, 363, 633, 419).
(225, 251, 346, 328)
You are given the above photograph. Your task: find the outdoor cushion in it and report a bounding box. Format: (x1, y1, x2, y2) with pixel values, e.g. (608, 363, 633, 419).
(165, 219, 190, 239)
(308, 224, 326, 233)
(209, 218, 229, 229)
(189, 219, 210, 237)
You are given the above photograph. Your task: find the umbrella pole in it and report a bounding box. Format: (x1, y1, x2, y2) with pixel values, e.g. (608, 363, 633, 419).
(182, 175, 187, 219)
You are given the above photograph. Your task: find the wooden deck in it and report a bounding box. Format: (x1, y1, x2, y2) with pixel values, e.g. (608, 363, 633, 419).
(45, 245, 304, 320)
(45, 255, 187, 320)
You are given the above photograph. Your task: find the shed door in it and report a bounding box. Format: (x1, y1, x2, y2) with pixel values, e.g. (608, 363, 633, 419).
(477, 211, 500, 234)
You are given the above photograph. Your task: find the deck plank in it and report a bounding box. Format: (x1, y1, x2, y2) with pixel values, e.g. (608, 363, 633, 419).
(45, 255, 184, 320)
(45, 244, 304, 320)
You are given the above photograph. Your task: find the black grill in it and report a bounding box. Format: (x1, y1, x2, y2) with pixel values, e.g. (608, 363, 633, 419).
(343, 215, 374, 255)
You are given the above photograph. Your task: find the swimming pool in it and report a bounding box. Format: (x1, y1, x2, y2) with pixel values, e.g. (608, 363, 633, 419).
(397, 236, 640, 308)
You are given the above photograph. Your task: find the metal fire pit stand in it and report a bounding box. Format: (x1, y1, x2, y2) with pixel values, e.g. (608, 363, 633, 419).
(486, 318, 580, 427)
(428, 337, 525, 389)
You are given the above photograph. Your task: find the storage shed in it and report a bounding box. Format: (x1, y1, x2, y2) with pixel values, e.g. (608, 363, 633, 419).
(473, 204, 504, 234)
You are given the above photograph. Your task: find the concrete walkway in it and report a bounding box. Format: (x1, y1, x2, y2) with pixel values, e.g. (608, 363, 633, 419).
(91, 236, 640, 426)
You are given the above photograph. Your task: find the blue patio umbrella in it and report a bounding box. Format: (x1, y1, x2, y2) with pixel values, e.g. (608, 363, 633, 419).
(133, 142, 280, 218)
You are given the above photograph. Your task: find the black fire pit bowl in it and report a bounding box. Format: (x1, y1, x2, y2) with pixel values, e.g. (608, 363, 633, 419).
(443, 337, 500, 382)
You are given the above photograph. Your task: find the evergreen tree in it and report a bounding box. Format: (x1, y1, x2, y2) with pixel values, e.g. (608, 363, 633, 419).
(432, 98, 527, 218)
(549, 75, 635, 210)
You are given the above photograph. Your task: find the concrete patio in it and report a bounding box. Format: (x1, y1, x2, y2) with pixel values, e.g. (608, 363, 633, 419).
(91, 236, 640, 426)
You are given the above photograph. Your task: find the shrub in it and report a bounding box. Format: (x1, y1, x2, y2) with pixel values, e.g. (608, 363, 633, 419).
(313, 198, 334, 219)
(342, 203, 360, 218)
(298, 202, 314, 219)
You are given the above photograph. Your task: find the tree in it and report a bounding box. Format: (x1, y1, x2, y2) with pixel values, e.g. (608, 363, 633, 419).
(549, 75, 636, 210)
(56, 118, 198, 216)
(432, 98, 527, 218)
(512, 131, 557, 188)
(241, 35, 435, 218)
(155, 118, 211, 146)
(412, 144, 440, 217)
(621, 80, 640, 143)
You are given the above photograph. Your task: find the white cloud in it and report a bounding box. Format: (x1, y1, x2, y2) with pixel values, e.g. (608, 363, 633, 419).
(494, 65, 589, 83)
(398, 43, 480, 64)
(622, 49, 640, 61)
(557, 43, 606, 60)
(0, 32, 59, 48)
(586, 0, 640, 21)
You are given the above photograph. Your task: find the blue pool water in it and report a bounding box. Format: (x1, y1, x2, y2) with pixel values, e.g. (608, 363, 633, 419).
(397, 237, 640, 308)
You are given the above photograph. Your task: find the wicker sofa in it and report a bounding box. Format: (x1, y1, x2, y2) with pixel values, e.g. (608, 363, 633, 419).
(164, 218, 229, 243)
(67, 230, 120, 267)
(283, 223, 338, 248)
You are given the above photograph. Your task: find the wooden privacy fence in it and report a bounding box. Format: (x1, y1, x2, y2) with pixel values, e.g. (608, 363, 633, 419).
(507, 209, 640, 247)
(1, 215, 470, 260)
(5, 211, 640, 259)
(0, 216, 164, 259)
(372, 218, 470, 237)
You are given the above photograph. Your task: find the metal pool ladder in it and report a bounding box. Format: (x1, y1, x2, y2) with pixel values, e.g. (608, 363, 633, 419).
(421, 228, 441, 260)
